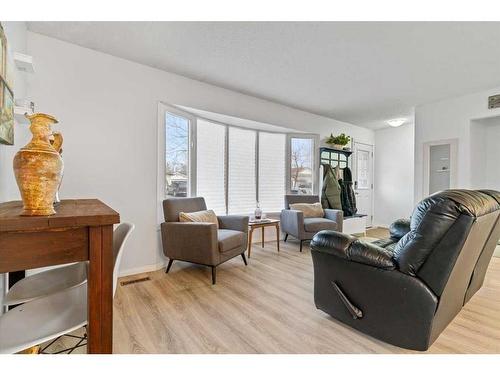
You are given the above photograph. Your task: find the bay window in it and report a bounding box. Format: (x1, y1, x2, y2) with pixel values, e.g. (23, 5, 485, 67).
(160, 103, 318, 216)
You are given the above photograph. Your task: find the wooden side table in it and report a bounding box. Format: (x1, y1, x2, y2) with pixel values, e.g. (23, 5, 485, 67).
(0, 199, 120, 354)
(247, 219, 280, 258)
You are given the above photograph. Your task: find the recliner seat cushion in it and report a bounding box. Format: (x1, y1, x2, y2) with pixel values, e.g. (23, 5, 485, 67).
(218, 229, 245, 253)
(304, 217, 337, 232)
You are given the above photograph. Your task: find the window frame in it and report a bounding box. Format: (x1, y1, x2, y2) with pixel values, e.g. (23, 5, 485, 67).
(157, 103, 197, 224)
(286, 133, 320, 196)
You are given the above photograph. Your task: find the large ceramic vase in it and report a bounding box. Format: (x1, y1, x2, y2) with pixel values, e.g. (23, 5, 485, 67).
(13, 113, 63, 216)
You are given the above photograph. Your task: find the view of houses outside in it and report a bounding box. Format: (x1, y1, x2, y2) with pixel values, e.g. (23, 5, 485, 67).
(165, 113, 189, 197)
(290, 137, 313, 194)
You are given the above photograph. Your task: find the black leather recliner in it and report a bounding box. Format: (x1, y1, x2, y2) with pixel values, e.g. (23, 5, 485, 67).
(310, 189, 500, 351)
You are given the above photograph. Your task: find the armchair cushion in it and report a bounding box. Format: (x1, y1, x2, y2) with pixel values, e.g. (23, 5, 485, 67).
(289, 202, 324, 218)
(179, 209, 219, 228)
(311, 230, 396, 270)
(304, 217, 338, 233)
(218, 229, 246, 253)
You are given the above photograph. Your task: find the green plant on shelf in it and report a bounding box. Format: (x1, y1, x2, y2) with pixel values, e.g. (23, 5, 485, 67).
(325, 133, 351, 147)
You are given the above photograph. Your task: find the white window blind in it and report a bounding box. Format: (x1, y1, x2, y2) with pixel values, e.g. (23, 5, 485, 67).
(228, 127, 256, 214)
(196, 120, 227, 215)
(258, 132, 286, 212)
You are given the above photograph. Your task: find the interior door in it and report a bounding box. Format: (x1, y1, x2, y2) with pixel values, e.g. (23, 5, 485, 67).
(354, 142, 374, 226)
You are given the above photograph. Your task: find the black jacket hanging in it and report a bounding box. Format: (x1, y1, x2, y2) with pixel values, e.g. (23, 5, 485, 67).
(339, 167, 357, 216)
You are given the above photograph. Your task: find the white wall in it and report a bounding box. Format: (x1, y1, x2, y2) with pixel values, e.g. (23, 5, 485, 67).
(373, 123, 414, 227)
(0, 21, 28, 313)
(414, 86, 500, 203)
(7, 32, 374, 276)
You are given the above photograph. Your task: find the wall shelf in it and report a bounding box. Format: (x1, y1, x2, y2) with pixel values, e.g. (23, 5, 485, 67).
(14, 106, 32, 124)
(13, 52, 34, 73)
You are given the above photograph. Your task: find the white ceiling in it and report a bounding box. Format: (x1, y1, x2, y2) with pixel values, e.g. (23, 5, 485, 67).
(28, 22, 500, 129)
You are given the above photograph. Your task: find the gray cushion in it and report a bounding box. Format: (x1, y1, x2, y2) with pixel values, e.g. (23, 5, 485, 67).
(304, 217, 337, 233)
(218, 229, 245, 253)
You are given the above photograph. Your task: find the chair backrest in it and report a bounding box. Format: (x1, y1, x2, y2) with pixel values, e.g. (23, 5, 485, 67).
(113, 222, 135, 297)
(393, 190, 499, 296)
(284, 195, 319, 209)
(162, 197, 207, 222)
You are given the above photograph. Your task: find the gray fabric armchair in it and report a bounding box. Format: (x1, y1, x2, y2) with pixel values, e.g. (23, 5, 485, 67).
(281, 195, 343, 252)
(160, 197, 249, 284)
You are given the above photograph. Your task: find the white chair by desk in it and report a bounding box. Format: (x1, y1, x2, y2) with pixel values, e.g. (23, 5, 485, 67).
(0, 222, 134, 354)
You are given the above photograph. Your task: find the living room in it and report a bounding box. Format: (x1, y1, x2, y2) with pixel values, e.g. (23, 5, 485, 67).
(1, 1, 500, 371)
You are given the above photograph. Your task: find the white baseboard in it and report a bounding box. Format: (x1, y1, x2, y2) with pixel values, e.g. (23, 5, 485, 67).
(118, 262, 165, 277)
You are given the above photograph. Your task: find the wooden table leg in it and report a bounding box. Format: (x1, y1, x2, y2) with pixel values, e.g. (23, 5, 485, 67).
(261, 226, 265, 248)
(248, 228, 253, 258)
(276, 224, 280, 252)
(88, 225, 114, 354)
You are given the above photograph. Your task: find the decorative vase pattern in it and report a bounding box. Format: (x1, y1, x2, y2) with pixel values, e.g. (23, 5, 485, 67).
(13, 113, 63, 216)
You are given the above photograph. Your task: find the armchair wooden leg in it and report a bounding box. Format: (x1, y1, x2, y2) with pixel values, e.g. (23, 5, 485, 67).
(284, 233, 288, 242)
(300, 240, 303, 252)
(165, 259, 174, 273)
(241, 253, 248, 266)
(211, 266, 217, 285)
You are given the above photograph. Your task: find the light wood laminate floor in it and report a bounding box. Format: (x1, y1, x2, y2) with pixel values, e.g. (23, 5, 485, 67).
(112, 228, 500, 354)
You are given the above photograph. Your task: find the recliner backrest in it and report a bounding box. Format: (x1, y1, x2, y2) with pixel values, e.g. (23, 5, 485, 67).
(392, 190, 500, 297)
(163, 197, 207, 222)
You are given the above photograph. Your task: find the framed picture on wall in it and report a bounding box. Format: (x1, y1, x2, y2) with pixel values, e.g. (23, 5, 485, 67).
(0, 22, 14, 145)
(0, 23, 6, 79)
(0, 78, 14, 145)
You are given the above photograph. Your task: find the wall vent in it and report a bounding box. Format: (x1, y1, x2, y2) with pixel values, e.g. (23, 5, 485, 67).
(120, 277, 151, 286)
(488, 94, 500, 109)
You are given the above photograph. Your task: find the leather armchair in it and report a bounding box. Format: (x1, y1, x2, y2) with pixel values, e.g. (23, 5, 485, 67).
(280, 195, 343, 252)
(161, 197, 249, 284)
(311, 189, 500, 351)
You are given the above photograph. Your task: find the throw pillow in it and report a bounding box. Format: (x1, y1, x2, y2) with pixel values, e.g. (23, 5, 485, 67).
(289, 202, 324, 218)
(179, 209, 219, 228)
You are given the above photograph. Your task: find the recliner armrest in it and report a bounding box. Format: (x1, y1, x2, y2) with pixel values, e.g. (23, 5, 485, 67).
(311, 230, 396, 270)
(389, 218, 411, 240)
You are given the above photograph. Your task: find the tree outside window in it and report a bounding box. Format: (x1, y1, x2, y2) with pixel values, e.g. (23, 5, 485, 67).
(290, 138, 313, 194)
(165, 113, 189, 197)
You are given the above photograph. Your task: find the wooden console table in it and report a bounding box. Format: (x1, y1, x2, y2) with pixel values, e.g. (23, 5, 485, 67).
(0, 199, 120, 354)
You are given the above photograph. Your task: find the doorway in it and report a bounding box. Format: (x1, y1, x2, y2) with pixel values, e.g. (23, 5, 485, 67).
(354, 142, 374, 226)
(429, 144, 451, 194)
(423, 139, 458, 197)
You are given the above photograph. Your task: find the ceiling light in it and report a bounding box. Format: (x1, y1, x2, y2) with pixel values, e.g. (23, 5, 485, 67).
(387, 118, 406, 127)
